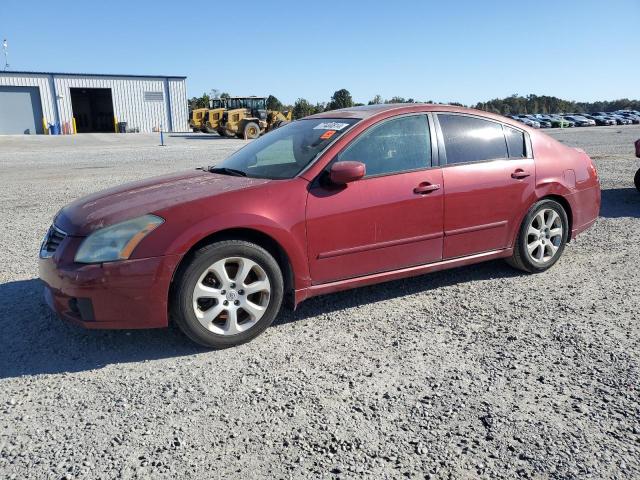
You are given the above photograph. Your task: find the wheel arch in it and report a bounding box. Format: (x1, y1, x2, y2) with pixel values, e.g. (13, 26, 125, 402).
(539, 194, 573, 235)
(169, 227, 295, 310)
(510, 190, 575, 248)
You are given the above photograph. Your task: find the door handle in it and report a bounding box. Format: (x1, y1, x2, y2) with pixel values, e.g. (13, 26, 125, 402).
(511, 169, 531, 179)
(414, 183, 441, 194)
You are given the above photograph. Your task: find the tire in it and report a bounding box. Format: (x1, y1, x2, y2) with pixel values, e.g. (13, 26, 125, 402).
(243, 122, 260, 139)
(507, 199, 569, 273)
(171, 240, 284, 348)
(635, 168, 640, 193)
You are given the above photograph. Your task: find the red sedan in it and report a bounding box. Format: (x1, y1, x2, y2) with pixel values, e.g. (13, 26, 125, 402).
(39, 105, 601, 348)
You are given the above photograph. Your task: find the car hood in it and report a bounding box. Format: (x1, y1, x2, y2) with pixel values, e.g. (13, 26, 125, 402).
(55, 170, 271, 236)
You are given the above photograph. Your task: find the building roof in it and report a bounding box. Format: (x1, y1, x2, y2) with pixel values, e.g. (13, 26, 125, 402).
(0, 70, 186, 79)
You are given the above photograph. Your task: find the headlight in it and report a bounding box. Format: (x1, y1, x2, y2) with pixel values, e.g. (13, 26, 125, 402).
(74, 214, 164, 264)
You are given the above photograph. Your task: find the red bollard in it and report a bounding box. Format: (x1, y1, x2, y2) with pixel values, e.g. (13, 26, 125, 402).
(635, 139, 640, 158)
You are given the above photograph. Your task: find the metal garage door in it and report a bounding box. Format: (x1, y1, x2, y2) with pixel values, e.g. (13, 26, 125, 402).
(0, 86, 44, 134)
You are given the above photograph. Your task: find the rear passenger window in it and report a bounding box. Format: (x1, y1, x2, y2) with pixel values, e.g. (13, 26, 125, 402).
(338, 115, 431, 176)
(438, 114, 508, 164)
(504, 126, 526, 158)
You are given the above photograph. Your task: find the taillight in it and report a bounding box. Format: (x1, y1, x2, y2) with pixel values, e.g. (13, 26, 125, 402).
(588, 161, 599, 180)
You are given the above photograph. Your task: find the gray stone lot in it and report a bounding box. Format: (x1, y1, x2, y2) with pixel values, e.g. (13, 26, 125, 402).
(0, 126, 639, 479)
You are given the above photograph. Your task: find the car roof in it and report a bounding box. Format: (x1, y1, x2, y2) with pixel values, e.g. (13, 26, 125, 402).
(307, 103, 528, 128)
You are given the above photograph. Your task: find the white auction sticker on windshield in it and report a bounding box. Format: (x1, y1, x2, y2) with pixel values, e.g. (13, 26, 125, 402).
(313, 122, 350, 131)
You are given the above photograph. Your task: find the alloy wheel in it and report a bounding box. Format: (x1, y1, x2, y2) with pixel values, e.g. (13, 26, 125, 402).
(192, 257, 271, 335)
(526, 208, 563, 264)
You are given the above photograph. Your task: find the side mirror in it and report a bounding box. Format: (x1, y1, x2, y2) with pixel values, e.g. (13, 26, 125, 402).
(329, 161, 366, 185)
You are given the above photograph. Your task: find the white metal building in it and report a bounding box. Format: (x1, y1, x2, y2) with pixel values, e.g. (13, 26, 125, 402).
(0, 71, 189, 134)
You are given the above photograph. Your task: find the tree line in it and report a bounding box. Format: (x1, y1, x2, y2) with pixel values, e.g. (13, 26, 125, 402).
(189, 90, 640, 119)
(475, 94, 640, 115)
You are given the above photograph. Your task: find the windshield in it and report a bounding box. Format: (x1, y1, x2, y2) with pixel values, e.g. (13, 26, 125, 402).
(214, 118, 359, 179)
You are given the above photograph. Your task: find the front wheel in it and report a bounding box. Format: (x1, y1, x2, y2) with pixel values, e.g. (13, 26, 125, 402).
(635, 168, 640, 192)
(507, 199, 569, 273)
(171, 241, 284, 348)
(243, 122, 261, 139)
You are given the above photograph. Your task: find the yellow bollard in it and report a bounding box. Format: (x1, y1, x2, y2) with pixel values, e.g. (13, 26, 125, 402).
(114, 116, 118, 133)
(72, 117, 77, 135)
(42, 117, 48, 135)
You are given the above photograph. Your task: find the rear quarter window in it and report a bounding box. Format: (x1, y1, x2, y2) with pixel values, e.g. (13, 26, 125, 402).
(504, 126, 527, 158)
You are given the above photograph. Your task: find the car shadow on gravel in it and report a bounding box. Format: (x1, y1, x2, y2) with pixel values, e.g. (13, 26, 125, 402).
(0, 261, 521, 379)
(275, 260, 521, 328)
(600, 188, 640, 218)
(0, 279, 208, 380)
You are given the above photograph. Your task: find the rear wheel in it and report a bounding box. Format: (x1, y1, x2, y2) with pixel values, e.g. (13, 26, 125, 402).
(507, 199, 569, 273)
(171, 241, 284, 348)
(635, 168, 640, 192)
(243, 122, 260, 139)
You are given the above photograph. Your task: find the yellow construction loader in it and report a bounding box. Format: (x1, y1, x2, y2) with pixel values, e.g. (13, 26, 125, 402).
(189, 108, 209, 132)
(203, 98, 227, 134)
(218, 96, 292, 139)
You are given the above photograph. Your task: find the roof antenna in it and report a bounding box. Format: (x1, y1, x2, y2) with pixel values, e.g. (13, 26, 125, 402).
(2, 39, 9, 71)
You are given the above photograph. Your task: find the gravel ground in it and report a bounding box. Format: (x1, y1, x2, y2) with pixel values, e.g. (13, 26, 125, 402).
(1, 127, 639, 479)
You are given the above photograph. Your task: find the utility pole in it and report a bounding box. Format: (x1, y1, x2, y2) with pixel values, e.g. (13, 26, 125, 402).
(2, 39, 9, 71)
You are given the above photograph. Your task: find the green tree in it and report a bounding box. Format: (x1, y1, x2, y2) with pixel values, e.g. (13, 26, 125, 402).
(220, 92, 231, 99)
(266, 95, 284, 111)
(188, 93, 211, 109)
(293, 98, 315, 119)
(368, 94, 383, 105)
(313, 102, 326, 114)
(327, 89, 353, 111)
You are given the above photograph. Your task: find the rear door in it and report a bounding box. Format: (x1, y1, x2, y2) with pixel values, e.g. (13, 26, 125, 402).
(435, 113, 535, 259)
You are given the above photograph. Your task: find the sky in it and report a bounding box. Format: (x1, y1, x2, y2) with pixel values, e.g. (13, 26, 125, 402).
(1, 0, 638, 106)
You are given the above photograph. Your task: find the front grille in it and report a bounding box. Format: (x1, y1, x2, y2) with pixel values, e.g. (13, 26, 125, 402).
(40, 225, 67, 258)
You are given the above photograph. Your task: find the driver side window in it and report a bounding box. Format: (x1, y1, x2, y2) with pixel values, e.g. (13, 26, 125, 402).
(337, 115, 431, 176)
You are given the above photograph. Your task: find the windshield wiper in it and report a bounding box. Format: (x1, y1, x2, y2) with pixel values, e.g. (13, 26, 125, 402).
(207, 166, 247, 177)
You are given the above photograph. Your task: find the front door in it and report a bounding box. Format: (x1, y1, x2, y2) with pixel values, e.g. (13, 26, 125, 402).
(436, 114, 536, 259)
(306, 114, 444, 284)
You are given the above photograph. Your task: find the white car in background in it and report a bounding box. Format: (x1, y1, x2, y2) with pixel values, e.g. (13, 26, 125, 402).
(511, 115, 540, 128)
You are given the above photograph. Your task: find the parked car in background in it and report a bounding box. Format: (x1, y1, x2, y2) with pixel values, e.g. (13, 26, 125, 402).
(594, 112, 632, 125)
(610, 115, 633, 125)
(513, 115, 540, 128)
(592, 112, 624, 125)
(563, 115, 592, 127)
(546, 115, 574, 128)
(617, 113, 640, 124)
(583, 114, 616, 126)
(617, 110, 640, 117)
(527, 116, 551, 128)
(38, 104, 601, 348)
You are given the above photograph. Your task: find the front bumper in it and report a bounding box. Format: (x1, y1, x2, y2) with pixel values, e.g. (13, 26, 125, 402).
(39, 254, 182, 329)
